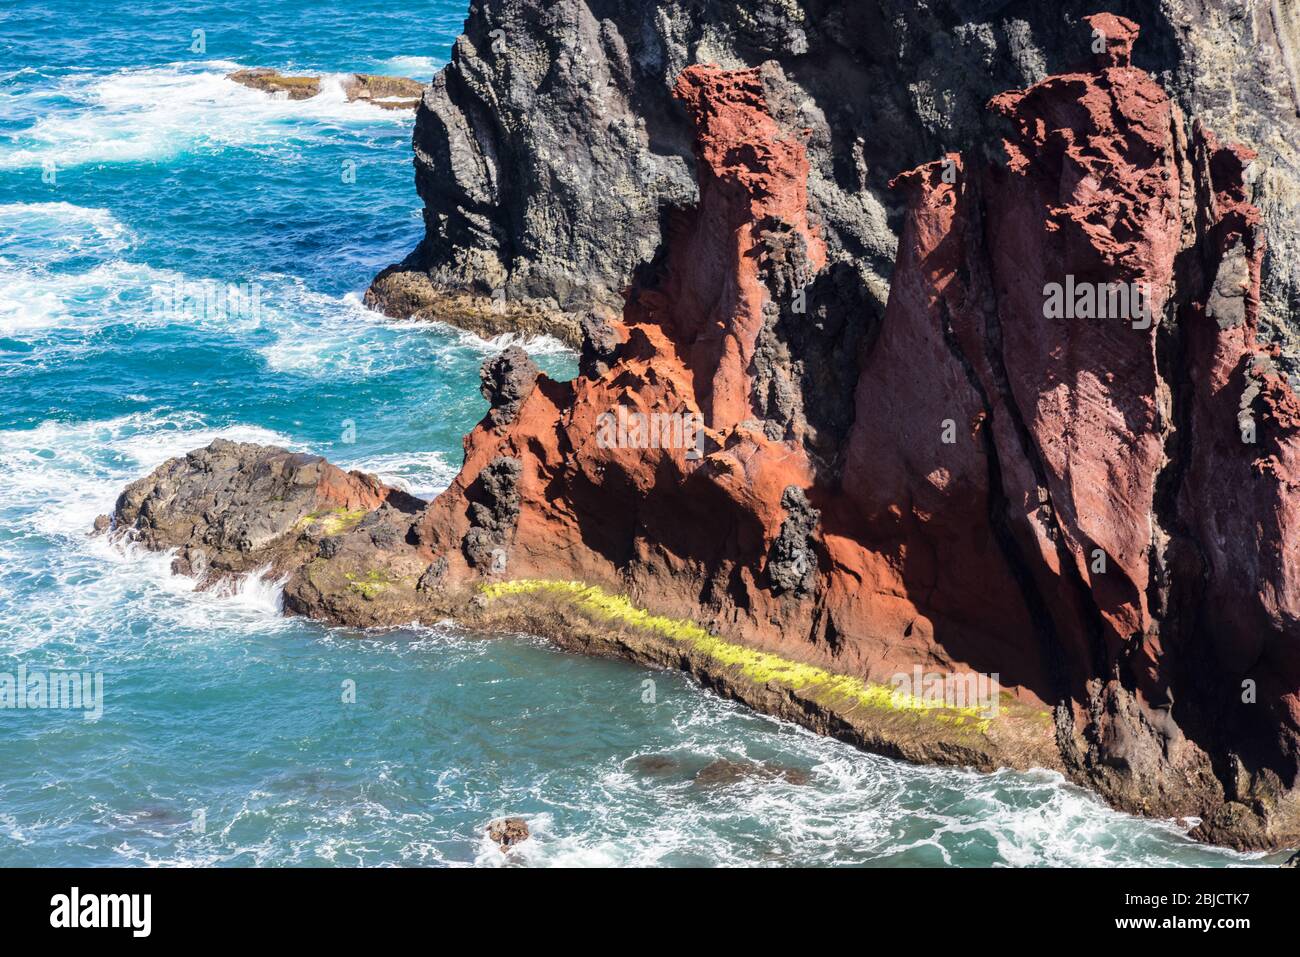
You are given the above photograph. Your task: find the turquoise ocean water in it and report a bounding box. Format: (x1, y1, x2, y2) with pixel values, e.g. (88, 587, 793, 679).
(0, 0, 1286, 867)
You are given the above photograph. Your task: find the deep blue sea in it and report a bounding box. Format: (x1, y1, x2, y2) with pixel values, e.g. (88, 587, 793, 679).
(0, 0, 1286, 867)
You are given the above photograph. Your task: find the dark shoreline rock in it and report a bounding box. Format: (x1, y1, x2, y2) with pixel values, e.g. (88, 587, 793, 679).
(363, 264, 583, 346)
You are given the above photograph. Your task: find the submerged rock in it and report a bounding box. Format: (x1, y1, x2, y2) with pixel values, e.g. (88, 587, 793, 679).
(692, 759, 811, 788)
(628, 754, 679, 776)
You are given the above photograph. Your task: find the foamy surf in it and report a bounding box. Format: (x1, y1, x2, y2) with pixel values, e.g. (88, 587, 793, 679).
(0, 202, 135, 259)
(0, 62, 410, 170)
(338, 449, 456, 498)
(0, 411, 295, 515)
(369, 55, 442, 79)
(449, 325, 575, 358)
(0, 412, 303, 656)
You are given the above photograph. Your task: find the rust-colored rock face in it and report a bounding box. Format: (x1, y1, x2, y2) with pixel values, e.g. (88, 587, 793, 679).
(415, 64, 832, 657)
(410, 18, 1300, 847)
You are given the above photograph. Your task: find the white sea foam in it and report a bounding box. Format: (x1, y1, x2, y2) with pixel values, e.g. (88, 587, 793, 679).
(0, 411, 296, 537)
(449, 325, 574, 358)
(1, 256, 321, 342)
(0, 259, 174, 335)
(257, 290, 510, 380)
(465, 685, 1273, 869)
(0, 63, 410, 170)
(256, 290, 403, 376)
(197, 563, 289, 617)
(0, 203, 144, 334)
(338, 449, 456, 499)
(0, 412, 303, 658)
(0, 202, 135, 259)
(369, 55, 441, 79)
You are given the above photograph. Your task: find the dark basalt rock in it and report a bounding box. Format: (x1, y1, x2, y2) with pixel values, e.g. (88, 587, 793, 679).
(479, 346, 539, 429)
(111, 439, 404, 574)
(767, 486, 820, 597)
(416, 555, 449, 593)
(366, 0, 1300, 370)
(578, 312, 620, 380)
(461, 456, 523, 572)
(109, 439, 433, 627)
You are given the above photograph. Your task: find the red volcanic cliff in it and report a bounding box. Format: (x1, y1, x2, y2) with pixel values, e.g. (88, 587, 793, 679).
(106, 15, 1299, 850)
(409, 15, 1300, 847)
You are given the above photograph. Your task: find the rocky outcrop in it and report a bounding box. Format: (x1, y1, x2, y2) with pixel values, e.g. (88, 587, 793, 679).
(106, 440, 428, 625)
(486, 817, 530, 851)
(365, 0, 1300, 367)
(479, 345, 539, 428)
(114, 15, 1300, 851)
(227, 69, 425, 110)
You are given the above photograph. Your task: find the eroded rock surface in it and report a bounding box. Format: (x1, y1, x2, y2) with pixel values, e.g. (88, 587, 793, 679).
(405, 21, 1300, 849)
(109, 440, 428, 626)
(486, 817, 529, 851)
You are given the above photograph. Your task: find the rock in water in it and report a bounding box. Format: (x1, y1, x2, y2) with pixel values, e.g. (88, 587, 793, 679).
(341, 73, 426, 110)
(109, 440, 430, 626)
(227, 68, 424, 110)
(487, 818, 529, 851)
(227, 68, 321, 100)
(692, 759, 811, 788)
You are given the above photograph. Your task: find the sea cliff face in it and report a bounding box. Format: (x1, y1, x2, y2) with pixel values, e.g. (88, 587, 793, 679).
(365, 0, 1300, 356)
(108, 8, 1300, 851)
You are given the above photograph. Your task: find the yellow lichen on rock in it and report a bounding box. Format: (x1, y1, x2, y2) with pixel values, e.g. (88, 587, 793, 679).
(480, 579, 993, 732)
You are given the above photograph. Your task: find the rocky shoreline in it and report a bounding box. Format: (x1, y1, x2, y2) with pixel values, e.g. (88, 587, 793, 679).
(106, 9, 1300, 853)
(99, 440, 1058, 779)
(227, 68, 425, 110)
